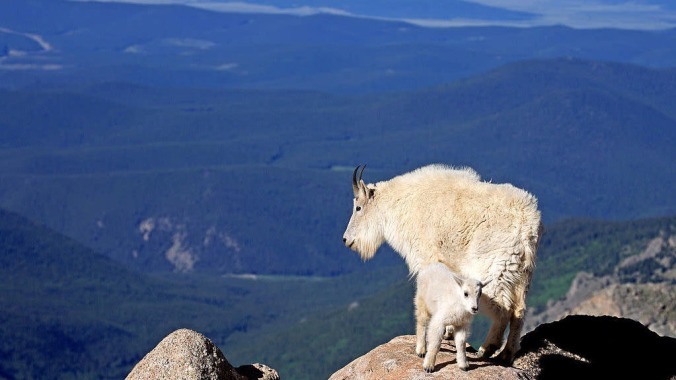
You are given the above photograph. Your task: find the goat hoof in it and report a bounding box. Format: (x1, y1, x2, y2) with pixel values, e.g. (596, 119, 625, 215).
(423, 358, 435, 373)
(415, 347, 425, 357)
(477, 345, 498, 359)
(496, 350, 515, 365)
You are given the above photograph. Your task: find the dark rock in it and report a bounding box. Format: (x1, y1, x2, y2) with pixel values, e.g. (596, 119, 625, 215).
(514, 315, 676, 379)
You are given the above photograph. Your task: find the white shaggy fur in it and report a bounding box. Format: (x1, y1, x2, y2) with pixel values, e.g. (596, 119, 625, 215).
(415, 263, 485, 372)
(343, 164, 543, 362)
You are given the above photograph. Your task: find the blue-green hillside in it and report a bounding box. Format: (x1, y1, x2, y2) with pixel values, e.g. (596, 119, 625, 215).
(0, 208, 406, 379)
(1, 59, 674, 276)
(3, 207, 671, 379)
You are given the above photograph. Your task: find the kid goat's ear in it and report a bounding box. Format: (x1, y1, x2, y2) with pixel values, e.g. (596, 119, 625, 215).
(453, 274, 464, 288)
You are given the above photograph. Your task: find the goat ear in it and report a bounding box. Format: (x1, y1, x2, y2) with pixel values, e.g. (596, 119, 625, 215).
(357, 180, 369, 200)
(453, 274, 464, 288)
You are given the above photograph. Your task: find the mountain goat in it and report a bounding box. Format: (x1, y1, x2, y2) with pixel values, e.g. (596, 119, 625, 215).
(416, 263, 487, 372)
(342, 164, 543, 363)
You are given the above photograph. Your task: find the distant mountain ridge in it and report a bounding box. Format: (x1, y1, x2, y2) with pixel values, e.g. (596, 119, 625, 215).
(30, 0, 676, 30)
(2, 0, 676, 92)
(1, 58, 674, 276)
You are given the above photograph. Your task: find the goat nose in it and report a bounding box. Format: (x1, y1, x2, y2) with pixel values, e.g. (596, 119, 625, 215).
(472, 307, 478, 313)
(342, 237, 347, 243)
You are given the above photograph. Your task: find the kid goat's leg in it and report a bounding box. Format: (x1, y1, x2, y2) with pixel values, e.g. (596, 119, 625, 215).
(454, 327, 469, 371)
(422, 315, 446, 373)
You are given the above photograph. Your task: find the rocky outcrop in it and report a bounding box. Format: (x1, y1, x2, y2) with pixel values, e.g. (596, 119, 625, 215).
(126, 329, 279, 380)
(570, 282, 675, 336)
(330, 315, 676, 380)
(526, 233, 676, 337)
(329, 335, 525, 380)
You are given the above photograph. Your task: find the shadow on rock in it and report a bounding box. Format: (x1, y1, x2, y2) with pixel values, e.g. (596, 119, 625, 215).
(515, 315, 676, 379)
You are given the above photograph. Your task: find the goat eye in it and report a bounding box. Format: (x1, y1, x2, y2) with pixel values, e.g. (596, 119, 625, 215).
(356, 206, 362, 212)
(464, 291, 469, 297)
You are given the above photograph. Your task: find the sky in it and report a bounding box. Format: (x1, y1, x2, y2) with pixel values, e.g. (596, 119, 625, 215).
(73, 0, 676, 30)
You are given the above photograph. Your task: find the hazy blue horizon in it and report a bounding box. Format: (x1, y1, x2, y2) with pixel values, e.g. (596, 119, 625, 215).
(71, 0, 676, 30)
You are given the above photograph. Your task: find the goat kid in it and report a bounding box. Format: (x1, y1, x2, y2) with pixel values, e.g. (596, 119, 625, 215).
(415, 263, 487, 372)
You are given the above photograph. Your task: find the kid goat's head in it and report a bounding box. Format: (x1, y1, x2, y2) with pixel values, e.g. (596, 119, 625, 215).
(455, 276, 490, 315)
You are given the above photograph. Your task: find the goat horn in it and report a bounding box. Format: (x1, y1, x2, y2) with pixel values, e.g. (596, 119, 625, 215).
(352, 165, 361, 196)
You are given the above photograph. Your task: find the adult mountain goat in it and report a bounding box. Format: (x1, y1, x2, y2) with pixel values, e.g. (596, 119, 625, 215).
(342, 164, 543, 363)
